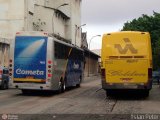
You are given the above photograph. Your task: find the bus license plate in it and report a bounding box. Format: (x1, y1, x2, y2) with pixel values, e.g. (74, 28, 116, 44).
(123, 84, 137, 89)
(23, 84, 34, 87)
(26, 76, 34, 79)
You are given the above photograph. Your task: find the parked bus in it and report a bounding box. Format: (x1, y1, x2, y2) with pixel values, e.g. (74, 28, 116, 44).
(9, 31, 84, 94)
(101, 31, 152, 97)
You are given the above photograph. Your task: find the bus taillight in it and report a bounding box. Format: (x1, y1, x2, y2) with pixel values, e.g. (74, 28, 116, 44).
(9, 59, 13, 76)
(44, 33, 48, 36)
(148, 68, 152, 79)
(101, 69, 106, 78)
(48, 60, 52, 78)
(48, 65, 52, 68)
(16, 32, 21, 35)
(0, 70, 2, 74)
(48, 60, 52, 68)
(48, 74, 52, 78)
(48, 60, 52, 64)
(10, 59, 13, 63)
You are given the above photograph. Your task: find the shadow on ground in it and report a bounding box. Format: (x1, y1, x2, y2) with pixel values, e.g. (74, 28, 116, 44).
(106, 90, 150, 100)
(16, 86, 81, 97)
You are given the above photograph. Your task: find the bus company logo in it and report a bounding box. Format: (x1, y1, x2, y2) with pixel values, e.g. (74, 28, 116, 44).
(107, 70, 146, 77)
(2, 114, 8, 120)
(16, 69, 44, 75)
(114, 38, 138, 54)
(73, 63, 80, 69)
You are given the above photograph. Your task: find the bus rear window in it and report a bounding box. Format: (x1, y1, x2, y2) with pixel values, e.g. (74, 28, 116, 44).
(14, 36, 47, 58)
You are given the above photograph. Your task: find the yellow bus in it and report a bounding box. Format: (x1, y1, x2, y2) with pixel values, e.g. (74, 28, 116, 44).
(101, 31, 152, 97)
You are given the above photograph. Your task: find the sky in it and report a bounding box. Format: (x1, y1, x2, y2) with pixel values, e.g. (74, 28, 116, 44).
(81, 0, 160, 50)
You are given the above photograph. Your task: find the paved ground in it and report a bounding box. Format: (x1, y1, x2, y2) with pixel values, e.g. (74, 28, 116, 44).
(0, 75, 160, 120)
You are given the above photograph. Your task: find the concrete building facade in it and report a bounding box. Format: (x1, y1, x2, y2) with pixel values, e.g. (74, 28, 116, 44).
(84, 49, 100, 77)
(0, 0, 82, 47)
(0, 0, 100, 76)
(0, 41, 10, 67)
(81, 32, 100, 77)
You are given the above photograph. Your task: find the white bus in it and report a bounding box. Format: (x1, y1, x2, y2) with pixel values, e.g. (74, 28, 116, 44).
(9, 31, 84, 94)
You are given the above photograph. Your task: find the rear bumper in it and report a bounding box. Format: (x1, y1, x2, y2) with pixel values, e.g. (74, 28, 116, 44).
(11, 83, 52, 90)
(102, 78, 152, 90)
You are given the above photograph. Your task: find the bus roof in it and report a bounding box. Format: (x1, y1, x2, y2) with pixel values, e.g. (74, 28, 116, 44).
(16, 31, 48, 37)
(52, 37, 84, 52)
(15, 31, 84, 52)
(102, 31, 151, 58)
(103, 31, 149, 36)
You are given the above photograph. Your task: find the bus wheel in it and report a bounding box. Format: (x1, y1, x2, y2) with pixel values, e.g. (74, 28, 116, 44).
(61, 80, 66, 93)
(58, 80, 65, 93)
(22, 89, 30, 94)
(76, 77, 82, 88)
(143, 90, 149, 97)
(106, 90, 113, 96)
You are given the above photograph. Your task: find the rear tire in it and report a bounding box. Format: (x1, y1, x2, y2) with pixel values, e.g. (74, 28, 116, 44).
(143, 90, 149, 97)
(76, 77, 82, 88)
(58, 80, 66, 93)
(22, 90, 31, 94)
(106, 90, 113, 96)
(61, 80, 66, 93)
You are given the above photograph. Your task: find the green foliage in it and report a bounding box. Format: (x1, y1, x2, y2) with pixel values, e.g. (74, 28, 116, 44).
(122, 12, 160, 70)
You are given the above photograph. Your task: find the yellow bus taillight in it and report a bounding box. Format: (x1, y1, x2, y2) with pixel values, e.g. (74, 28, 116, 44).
(148, 68, 152, 79)
(101, 69, 106, 78)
